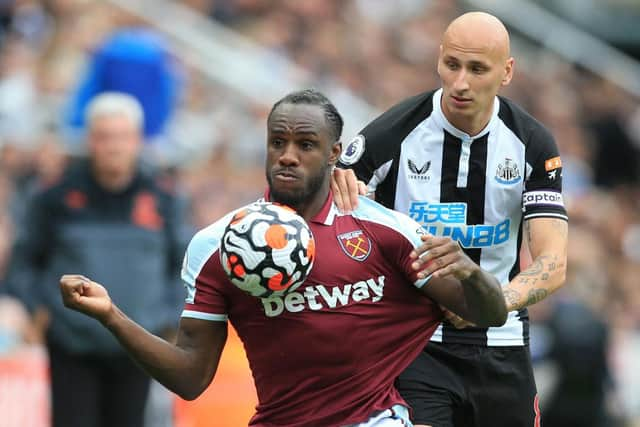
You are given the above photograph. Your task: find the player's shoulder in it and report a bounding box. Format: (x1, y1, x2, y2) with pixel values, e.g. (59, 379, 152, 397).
(382, 90, 437, 119)
(187, 204, 249, 255)
(497, 95, 555, 146)
(365, 90, 436, 133)
(341, 91, 437, 166)
(352, 196, 403, 222)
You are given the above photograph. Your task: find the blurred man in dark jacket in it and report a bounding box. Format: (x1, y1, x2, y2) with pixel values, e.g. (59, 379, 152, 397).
(543, 300, 611, 427)
(5, 92, 190, 427)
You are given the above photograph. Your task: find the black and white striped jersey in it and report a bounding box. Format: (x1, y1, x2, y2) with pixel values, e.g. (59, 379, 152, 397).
(338, 88, 568, 347)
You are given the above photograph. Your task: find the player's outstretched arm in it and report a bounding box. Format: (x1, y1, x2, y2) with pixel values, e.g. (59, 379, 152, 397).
(423, 267, 508, 328)
(502, 217, 568, 312)
(412, 237, 508, 327)
(59, 274, 227, 400)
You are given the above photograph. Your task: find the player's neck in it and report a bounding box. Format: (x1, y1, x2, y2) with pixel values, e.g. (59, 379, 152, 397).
(297, 184, 331, 222)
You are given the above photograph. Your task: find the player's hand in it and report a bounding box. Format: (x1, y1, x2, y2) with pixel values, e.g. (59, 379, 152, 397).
(440, 305, 476, 329)
(410, 234, 480, 281)
(59, 274, 112, 322)
(330, 168, 367, 213)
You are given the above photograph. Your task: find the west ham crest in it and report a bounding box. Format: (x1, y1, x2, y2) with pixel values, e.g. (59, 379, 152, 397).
(337, 230, 371, 262)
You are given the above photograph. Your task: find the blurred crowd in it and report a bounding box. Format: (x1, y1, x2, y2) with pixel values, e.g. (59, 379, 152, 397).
(0, 0, 638, 426)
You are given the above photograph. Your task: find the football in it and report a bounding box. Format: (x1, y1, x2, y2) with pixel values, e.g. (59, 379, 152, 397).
(220, 202, 315, 298)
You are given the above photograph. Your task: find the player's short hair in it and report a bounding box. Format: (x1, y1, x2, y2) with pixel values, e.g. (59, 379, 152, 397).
(268, 89, 344, 142)
(85, 92, 144, 131)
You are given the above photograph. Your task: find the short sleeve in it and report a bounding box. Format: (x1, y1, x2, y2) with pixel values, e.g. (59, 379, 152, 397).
(523, 126, 568, 222)
(181, 216, 234, 322)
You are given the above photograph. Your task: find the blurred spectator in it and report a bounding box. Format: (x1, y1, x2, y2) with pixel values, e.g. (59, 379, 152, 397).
(0, 0, 12, 44)
(542, 300, 611, 427)
(0, 295, 29, 355)
(8, 0, 52, 48)
(4, 92, 191, 427)
(0, 36, 39, 143)
(0, 295, 50, 427)
(581, 76, 640, 188)
(65, 27, 183, 144)
(530, 223, 616, 427)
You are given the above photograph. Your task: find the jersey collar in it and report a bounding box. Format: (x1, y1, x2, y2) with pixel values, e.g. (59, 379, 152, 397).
(432, 88, 500, 140)
(262, 189, 338, 226)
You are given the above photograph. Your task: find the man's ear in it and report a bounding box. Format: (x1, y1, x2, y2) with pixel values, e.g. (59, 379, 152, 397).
(329, 141, 342, 165)
(502, 57, 515, 86)
(436, 44, 444, 78)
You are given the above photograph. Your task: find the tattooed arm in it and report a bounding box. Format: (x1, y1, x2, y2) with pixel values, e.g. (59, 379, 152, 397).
(503, 218, 568, 312)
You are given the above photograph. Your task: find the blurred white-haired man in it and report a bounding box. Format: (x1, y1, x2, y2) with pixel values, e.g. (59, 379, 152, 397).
(5, 91, 190, 427)
(85, 92, 145, 192)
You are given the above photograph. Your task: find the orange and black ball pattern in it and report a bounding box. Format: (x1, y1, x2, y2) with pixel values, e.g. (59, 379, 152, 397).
(220, 202, 315, 298)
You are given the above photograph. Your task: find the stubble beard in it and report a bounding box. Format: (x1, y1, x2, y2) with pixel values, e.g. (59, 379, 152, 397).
(267, 166, 328, 210)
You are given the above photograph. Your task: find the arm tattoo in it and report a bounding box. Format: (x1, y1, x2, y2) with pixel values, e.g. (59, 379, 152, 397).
(520, 258, 544, 276)
(503, 289, 521, 309)
(509, 254, 561, 310)
(517, 277, 537, 286)
(526, 289, 548, 306)
(521, 254, 556, 277)
(511, 219, 566, 310)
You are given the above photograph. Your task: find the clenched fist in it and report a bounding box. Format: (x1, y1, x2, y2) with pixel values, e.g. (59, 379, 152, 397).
(59, 274, 112, 322)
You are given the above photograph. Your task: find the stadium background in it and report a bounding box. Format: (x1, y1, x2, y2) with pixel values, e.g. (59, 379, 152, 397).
(0, 0, 638, 426)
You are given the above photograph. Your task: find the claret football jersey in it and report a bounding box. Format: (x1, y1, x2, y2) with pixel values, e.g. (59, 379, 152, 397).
(181, 193, 443, 427)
